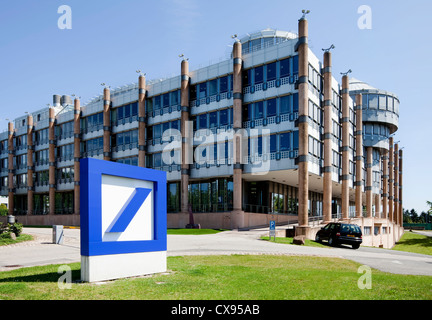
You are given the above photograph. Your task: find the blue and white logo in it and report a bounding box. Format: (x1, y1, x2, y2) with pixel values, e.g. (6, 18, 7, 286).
(80, 158, 167, 257)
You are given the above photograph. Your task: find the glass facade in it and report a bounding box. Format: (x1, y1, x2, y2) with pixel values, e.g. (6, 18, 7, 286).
(187, 178, 233, 213)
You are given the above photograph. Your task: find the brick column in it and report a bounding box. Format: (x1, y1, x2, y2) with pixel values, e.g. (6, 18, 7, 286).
(398, 149, 403, 226)
(7, 122, 14, 215)
(180, 59, 191, 214)
(374, 152, 381, 218)
(382, 149, 389, 219)
(296, 15, 310, 230)
(366, 146, 373, 218)
(103, 87, 111, 161)
(393, 143, 399, 224)
(138, 75, 146, 167)
(232, 40, 243, 213)
(341, 75, 350, 221)
(48, 107, 56, 215)
(322, 50, 333, 224)
(27, 115, 34, 215)
(388, 137, 394, 222)
(355, 94, 363, 218)
(74, 98, 81, 215)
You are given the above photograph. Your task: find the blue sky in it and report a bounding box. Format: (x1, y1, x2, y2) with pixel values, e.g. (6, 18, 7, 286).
(0, 0, 431, 213)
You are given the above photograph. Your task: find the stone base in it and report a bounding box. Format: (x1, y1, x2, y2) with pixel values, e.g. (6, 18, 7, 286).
(81, 251, 166, 283)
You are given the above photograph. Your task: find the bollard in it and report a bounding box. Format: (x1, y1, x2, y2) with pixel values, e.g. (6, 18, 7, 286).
(7, 215, 15, 224)
(53, 225, 64, 244)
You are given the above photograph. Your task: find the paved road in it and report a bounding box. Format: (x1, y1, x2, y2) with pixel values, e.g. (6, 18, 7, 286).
(1, 228, 431, 276)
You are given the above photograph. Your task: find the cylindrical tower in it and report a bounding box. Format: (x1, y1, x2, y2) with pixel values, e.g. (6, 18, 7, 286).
(8, 122, 14, 215)
(103, 87, 111, 161)
(322, 50, 333, 224)
(355, 94, 363, 218)
(341, 75, 350, 220)
(232, 39, 243, 214)
(180, 58, 191, 215)
(27, 114, 34, 215)
(296, 15, 310, 230)
(48, 107, 56, 215)
(74, 97, 81, 215)
(388, 137, 394, 222)
(138, 75, 146, 167)
(393, 143, 399, 224)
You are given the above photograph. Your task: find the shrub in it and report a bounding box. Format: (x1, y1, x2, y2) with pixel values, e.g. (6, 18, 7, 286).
(0, 231, 12, 239)
(0, 222, 23, 237)
(0, 204, 7, 216)
(10, 223, 23, 237)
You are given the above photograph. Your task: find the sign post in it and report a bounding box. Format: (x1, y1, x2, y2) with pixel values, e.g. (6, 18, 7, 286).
(80, 158, 167, 282)
(269, 220, 276, 241)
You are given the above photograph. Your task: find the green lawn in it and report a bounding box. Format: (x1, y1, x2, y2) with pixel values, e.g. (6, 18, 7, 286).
(392, 232, 432, 255)
(0, 234, 33, 246)
(167, 228, 227, 235)
(0, 255, 431, 300)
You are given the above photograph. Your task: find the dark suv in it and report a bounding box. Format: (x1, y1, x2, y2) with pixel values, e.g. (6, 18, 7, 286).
(315, 223, 362, 249)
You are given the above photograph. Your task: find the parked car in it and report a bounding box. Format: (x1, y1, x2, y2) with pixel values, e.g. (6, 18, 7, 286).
(315, 222, 362, 249)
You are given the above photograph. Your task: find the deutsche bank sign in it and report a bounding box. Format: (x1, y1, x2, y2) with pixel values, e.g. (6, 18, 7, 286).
(80, 158, 167, 282)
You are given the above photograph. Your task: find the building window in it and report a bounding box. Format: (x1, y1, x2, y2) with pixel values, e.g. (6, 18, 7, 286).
(209, 111, 218, 128)
(58, 143, 74, 161)
(117, 157, 138, 166)
(82, 137, 103, 155)
(363, 226, 371, 235)
(243, 69, 252, 88)
(82, 112, 103, 133)
(266, 99, 277, 117)
(254, 101, 264, 119)
(33, 194, 50, 215)
(188, 178, 233, 213)
(280, 132, 291, 151)
(266, 62, 277, 81)
(35, 170, 49, 186)
(167, 182, 180, 213)
(198, 113, 207, 130)
(219, 76, 228, 94)
(35, 149, 49, 166)
(254, 65, 264, 84)
(198, 82, 207, 99)
(57, 167, 74, 184)
(208, 79, 218, 97)
(55, 192, 74, 215)
(114, 130, 138, 149)
(374, 226, 380, 236)
(112, 102, 138, 125)
(57, 121, 74, 139)
(219, 109, 229, 126)
(280, 58, 290, 78)
(368, 94, 378, 110)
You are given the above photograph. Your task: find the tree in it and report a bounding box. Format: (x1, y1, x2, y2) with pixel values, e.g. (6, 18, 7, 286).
(410, 209, 419, 223)
(426, 201, 432, 223)
(403, 209, 411, 223)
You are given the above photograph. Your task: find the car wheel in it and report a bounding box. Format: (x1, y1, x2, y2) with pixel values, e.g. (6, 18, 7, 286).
(352, 244, 360, 249)
(315, 234, 321, 243)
